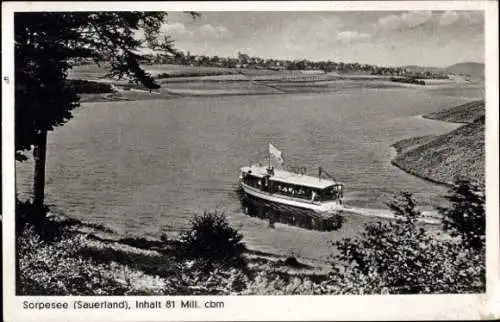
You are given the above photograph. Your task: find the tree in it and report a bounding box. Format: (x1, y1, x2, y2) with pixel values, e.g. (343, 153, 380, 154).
(329, 192, 485, 294)
(15, 12, 175, 216)
(439, 178, 486, 250)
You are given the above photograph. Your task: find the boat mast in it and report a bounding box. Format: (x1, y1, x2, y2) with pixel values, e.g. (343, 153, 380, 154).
(268, 143, 271, 170)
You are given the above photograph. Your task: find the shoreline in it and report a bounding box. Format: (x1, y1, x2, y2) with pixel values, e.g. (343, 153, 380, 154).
(389, 100, 485, 188)
(390, 157, 453, 188)
(389, 116, 456, 188)
(47, 210, 333, 274)
(389, 114, 457, 188)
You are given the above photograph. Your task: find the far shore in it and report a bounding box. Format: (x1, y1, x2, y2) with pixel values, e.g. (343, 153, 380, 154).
(77, 78, 481, 104)
(71, 63, 482, 104)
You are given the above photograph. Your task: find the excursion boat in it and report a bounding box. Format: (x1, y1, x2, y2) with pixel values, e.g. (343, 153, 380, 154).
(238, 144, 345, 231)
(239, 165, 344, 214)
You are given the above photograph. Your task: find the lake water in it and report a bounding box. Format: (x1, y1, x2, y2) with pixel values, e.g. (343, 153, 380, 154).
(16, 83, 483, 262)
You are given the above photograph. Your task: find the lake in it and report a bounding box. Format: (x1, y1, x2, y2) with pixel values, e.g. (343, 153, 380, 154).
(16, 83, 483, 262)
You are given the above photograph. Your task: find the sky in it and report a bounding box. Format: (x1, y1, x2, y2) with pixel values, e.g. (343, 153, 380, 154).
(151, 11, 484, 67)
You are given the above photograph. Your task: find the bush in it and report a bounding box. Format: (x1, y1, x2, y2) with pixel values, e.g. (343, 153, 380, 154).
(17, 225, 129, 295)
(327, 192, 485, 294)
(178, 211, 247, 271)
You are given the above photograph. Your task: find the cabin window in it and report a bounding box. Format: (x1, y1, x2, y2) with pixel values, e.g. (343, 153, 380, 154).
(270, 180, 319, 201)
(243, 174, 261, 188)
(321, 185, 342, 201)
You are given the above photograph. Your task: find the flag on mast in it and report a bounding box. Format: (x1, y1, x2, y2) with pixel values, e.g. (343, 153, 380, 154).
(269, 143, 284, 166)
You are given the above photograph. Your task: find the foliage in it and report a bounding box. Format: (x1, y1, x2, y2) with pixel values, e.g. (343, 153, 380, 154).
(170, 265, 249, 295)
(328, 192, 485, 294)
(439, 178, 485, 250)
(15, 43, 79, 161)
(17, 225, 130, 295)
(241, 270, 340, 295)
(178, 211, 247, 271)
(242, 271, 316, 295)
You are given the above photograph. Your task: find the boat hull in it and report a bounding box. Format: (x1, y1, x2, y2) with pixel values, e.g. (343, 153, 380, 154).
(238, 183, 344, 231)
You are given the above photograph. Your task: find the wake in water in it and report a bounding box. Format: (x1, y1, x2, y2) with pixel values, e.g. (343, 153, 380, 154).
(342, 206, 440, 225)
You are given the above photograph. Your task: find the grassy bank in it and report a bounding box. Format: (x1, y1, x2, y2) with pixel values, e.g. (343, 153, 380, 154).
(391, 100, 485, 186)
(17, 207, 336, 296)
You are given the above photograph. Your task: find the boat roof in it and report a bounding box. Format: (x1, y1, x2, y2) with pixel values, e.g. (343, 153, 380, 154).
(241, 165, 341, 189)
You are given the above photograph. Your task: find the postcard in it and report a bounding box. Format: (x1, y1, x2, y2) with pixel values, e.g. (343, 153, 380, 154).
(2, 1, 499, 321)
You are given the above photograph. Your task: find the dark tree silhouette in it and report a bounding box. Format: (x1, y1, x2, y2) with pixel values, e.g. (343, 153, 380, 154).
(439, 178, 486, 250)
(15, 12, 176, 216)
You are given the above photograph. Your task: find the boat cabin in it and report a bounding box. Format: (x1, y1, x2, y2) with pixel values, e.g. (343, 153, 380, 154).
(240, 165, 343, 203)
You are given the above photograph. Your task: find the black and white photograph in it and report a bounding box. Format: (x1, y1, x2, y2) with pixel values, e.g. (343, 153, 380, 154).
(2, 1, 499, 321)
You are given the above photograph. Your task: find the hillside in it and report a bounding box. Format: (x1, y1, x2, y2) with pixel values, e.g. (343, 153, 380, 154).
(444, 62, 484, 79)
(423, 100, 485, 124)
(392, 117, 484, 185)
(392, 99, 485, 186)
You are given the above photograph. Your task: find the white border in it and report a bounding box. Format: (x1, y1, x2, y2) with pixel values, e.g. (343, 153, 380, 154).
(2, 1, 499, 321)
